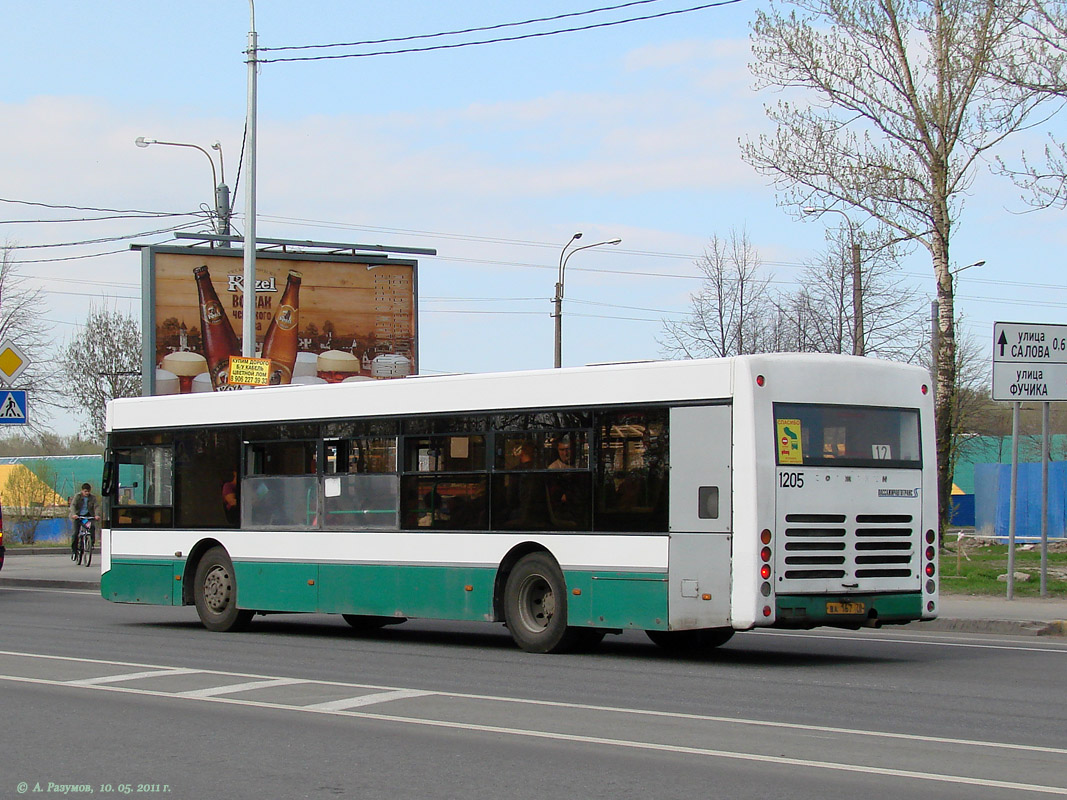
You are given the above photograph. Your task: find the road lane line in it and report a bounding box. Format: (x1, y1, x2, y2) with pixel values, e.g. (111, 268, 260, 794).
(0, 672, 1063, 796)
(177, 677, 305, 697)
(303, 688, 433, 710)
(66, 667, 200, 685)
(757, 629, 1067, 654)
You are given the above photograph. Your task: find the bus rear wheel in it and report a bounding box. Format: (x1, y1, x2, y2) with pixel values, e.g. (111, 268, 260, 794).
(194, 546, 253, 632)
(504, 552, 585, 654)
(646, 627, 734, 652)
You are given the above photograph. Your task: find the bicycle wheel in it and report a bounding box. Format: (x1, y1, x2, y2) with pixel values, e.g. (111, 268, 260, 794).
(81, 533, 93, 568)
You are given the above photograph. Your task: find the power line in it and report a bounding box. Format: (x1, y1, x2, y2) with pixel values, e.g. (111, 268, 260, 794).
(257, 1, 745, 63)
(6, 221, 207, 250)
(0, 197, 193, 217)
(260, 0, 672, 52)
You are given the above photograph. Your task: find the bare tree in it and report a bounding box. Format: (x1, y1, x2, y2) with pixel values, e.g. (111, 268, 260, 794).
(63, 303, 142, 442)
(996, 1, 1067, 208)
(788, 227, 926, 361)
(0, 245, 63, 433)
(741, 0, 1056, 536)
(659, 229, 773, 359)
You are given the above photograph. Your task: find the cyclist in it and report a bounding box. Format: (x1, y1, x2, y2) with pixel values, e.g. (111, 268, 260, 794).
(69, 483, 100, 558)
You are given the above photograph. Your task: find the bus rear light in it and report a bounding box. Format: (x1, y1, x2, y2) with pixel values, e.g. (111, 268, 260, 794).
(926, 530, 936, 544)
(926, 579, 936, 594)
(921, 384, 928, 395)
(925, 563, 935, 577)
(762, 605, 772, 617)
(925, 546, 935, 560)
(756, 375, 765, 387)
(760, 529, 772, 545)
(760, 546, 772, 562)
(760, 564, 771, 580)
(927, 601, 935, 612)
(760, 582, 771, 597)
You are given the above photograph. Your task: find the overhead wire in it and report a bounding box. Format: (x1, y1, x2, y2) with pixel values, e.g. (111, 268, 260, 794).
(256, 1, 745, 63)
(259, 0, 673, 52)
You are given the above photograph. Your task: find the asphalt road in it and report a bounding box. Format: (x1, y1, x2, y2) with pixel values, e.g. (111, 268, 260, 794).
(2, 585, 1065, 800)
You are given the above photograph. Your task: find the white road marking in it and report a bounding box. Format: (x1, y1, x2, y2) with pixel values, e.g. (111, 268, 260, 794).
(756, 629, 1067, 654)
(66, 667, 200, 685)
(177, 677, 305, 697)
(303, 688, 432, 711)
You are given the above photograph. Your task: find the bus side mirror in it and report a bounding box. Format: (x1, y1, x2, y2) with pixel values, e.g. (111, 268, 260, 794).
(101, 461, 115, 496)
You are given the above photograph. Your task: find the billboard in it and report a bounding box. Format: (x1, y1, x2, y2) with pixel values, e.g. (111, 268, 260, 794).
(138, 239, 424, 395)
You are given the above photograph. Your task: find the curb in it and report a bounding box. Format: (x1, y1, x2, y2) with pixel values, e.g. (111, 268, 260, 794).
(903, 618, 1066, 637)
(0, 578, 100, 591)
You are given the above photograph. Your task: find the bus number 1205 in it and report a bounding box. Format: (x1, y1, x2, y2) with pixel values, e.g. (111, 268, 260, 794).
(779, 471, 805, 488)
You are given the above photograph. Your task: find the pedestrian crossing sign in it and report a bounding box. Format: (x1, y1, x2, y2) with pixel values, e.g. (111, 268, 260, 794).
(0, 390, 27, 424)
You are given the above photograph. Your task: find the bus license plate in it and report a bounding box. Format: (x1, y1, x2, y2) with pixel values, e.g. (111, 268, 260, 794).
(827, 601, 865, 615)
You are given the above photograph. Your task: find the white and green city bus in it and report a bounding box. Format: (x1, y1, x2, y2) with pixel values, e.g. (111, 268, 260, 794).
(101, 354, 938, 653)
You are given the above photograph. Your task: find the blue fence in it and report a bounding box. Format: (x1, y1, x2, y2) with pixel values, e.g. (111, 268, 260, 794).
(8, 517, 69, 544)
(974, 462, 1067, 541)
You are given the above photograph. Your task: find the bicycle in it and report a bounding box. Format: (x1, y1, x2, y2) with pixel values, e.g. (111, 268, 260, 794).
(71, 515, 95, 567)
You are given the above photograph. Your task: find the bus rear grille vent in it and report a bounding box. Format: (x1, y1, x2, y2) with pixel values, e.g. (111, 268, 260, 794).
(781, 512, 915, 581)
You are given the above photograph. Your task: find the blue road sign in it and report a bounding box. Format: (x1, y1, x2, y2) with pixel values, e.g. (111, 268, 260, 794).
(0, 390, 27, 424)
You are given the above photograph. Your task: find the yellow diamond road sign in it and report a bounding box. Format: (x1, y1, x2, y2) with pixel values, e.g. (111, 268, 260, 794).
(0, 341, 29, 385)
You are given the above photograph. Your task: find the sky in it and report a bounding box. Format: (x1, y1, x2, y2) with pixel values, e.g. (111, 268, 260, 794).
(2, 0, 1066, 436)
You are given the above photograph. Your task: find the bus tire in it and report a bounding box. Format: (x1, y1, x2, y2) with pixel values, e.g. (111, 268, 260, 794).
(646, 627, 734, 652)
(342, 614, 406, 631)
(194, 546, 253, 632)
(504, 552, 582, 654)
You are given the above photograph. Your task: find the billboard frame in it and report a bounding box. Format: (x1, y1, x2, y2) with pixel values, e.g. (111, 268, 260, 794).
(133, 234, 433, 395)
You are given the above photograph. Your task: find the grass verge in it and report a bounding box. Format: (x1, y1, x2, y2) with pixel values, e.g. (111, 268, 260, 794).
(942, 541, 1067, 597)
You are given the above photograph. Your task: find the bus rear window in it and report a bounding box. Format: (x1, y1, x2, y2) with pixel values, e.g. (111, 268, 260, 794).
(773, 403, 921, 468)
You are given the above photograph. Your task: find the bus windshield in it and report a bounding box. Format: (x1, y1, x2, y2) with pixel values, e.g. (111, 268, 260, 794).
(774, 403, 921, 468)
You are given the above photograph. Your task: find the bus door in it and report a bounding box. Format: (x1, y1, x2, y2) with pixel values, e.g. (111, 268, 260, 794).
(667, 404, 732, 629)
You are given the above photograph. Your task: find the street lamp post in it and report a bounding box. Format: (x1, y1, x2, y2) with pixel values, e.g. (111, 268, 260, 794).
(553, 234, 622, 368)
(804, 207, 863, 356)
(135, 137, 231, 235)
(930, 259, 985, 371)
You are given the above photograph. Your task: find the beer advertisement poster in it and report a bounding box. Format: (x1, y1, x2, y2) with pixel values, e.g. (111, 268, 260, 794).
(147, 249, 417, 395)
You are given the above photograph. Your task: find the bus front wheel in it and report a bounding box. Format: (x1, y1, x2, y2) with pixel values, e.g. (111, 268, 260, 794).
(646, 627, 734, 652)
(504, 553, 584, 654)
(194, 546, 253, 632)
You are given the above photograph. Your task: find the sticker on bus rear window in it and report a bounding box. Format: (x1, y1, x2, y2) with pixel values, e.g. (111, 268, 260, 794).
(777, 419, 803, 464)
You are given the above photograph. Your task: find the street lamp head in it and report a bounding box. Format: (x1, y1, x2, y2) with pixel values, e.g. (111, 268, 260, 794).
(952, 259, 986, 275)
(607, 238, 622, 245)
(134, 136, 156, 148)
(211, 141, 222, 151)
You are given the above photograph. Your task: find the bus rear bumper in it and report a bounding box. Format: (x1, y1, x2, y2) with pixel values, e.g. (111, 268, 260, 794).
(773, 592, 923, 630)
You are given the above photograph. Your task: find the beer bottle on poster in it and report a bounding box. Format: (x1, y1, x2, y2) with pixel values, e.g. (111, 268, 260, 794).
(261, 270, 302, 385)
(193, 265, 241, 389)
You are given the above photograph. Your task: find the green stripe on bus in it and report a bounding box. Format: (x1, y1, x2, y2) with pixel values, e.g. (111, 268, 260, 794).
(104, 558, 668, 629)
(101, 560, 178, 605)
(775, 593, 922, 625)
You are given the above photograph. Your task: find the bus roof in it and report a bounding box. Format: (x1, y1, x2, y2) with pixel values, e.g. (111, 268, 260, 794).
(107, 354, 928, 432)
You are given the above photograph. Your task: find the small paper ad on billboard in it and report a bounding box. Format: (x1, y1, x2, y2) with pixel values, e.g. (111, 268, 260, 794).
(142, 246, 418, 395)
